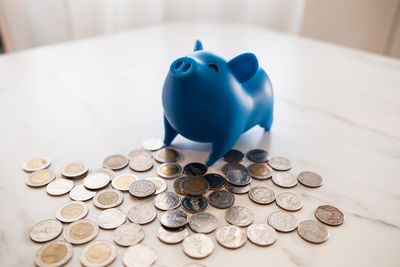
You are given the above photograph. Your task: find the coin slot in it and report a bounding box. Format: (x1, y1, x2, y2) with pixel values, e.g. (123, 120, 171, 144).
(182, 63, 192, 72)
(208, 63, 219, 72)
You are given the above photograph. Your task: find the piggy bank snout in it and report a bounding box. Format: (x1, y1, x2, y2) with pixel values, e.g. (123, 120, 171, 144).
(170, 57, 196, 78)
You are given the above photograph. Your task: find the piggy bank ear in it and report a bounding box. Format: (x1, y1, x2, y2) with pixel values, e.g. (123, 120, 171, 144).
(194, 40, 203, 51)
(228, 53, 259, 83)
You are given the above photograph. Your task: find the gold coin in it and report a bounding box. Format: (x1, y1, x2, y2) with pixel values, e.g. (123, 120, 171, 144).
(247, 163, 273, 180)
(56, 201, 88, 223)
(80, 240, 117, 267)
(93, 189, 123, 209)
(23, 157, 51, 172)
(64, 219, 99, 245)
(26, 169, 56, 187)
(111, 173, 138, 191)
(34, 241, 73, 267)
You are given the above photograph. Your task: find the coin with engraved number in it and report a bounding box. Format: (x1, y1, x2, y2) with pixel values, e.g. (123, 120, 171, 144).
(146, 177, 167, 194)
(69, 184, 96, 201)
(181, 177, 209, 196)
(122, 244, 157, 267)
(182, 196, 208, 213)
(188, 212, 218, 234)
(103, 154, 129, 170)
(247, 163, 273, 180)
(111, 173, 139, 191)
(208, 190, 235, 209)
(216, 225, 247, 249)
(247, 223, 277, 246)
(246, 149, 270, 163)
(61, 161, 89, 178)
(29, 219, 63, 243)
(113, 223, 144, 247)
(83, 169, 114, 190)
(128, 149, 152, 159)
(182, 234, 214, 259)
(297, 171, 324, 188)
(157, 162, 183, 179)
(248, 186, 275, 204)
(153, 191, 181, 210)
(225, 183, 251, 194)
(184, 162, 208, 176)
(93, 189, 123, 209)
(23, 157, 51, 172)
(272, 172, 298, 188)
(225, 206, 254, 227)
(314, 205, 344, 226)
(64, 219, 99, 245)
(128, 203, 157, 225)
(226, 170, 252, 186)
(80, 240, 117, 267)
(34, 240, 73, 267)
(297, 220, 329, 244)
(142, 138, 164, 151)
(129, 180, 156, 198)
(221, 163, 247, 175)
(97, 208, 127, 229)
(174, 176, 189, 195)
(268, 157, 292, 171)
(129, 155, 154, 172)
(26, 169, 56, 187)
(223, 149, 244, 163)
(56, 201, 88, 223)
(156, 226, 188, 244)
(155, 148, 180, 163)
(203, 173, 225, 190)
(160, 210, 188, 229)
(276, 192, 303, 211)
(46, 179, 74, 196)
(267, 211, 297, 232)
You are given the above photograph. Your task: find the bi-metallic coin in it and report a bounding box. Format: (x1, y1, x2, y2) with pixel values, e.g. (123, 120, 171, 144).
(56, 201, 88, 223)
(61, 161, 89, 178)
(155, 148, 180, 163)
(111, 173, 139, 191)
(146, 177, 167, 194)
(64, 219, 99, 245)
(34, 241, 73, 267)
(23, 157, 51, 172)
(103, 154, 129, 170)
(181, 177, 209, 196)
(157, 162, 183, 179)
(93, 189, 124, 209)
(247, 163, 273, 180)
(26, 169, 56, 187)
(129, 155, 153, 172)
(80, 240, 117, 267)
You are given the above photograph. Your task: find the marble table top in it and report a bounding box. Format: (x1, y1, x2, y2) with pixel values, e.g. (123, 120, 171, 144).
(0, 22, 399, 267)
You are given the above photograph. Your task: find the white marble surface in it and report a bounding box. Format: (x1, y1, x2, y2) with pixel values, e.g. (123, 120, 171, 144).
(0, 22, 400, 267)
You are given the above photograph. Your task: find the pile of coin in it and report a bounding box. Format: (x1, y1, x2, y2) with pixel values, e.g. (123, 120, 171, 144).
(23, 140, 344, 266)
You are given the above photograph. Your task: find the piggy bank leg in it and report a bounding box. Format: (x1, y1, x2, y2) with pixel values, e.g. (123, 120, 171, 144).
(163, 115, 178, 145)
(205, 133, 241, 166)
(260, 114, 273, 131)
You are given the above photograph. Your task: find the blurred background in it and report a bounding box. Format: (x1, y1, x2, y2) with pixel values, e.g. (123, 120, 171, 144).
(0, 0, 399, 58)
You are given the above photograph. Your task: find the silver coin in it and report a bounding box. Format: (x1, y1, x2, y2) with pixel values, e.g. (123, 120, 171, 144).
(216, 225, 247, 249)
(80, 240, 117, 267)
(246, 149, 270, 163)
(142, 138, 164, 151)
(155, 147, 180, 163)
(156, 226, 188, 244)
(69, 184, 96, 201)
(23, 157, 51, 172)
(113, 223, 144, 247)
(129, 180, 156, 198)
(25, 169, 56, 187)
(247, 163, 273, 180)
(160, 210, 188, 229)
(267, 210, 297, 232)
(56, 201, 88, 223)
(276, 192, 303, 211)
(222, 149, 244, 163)
(103, 154, 129, 170)
(268, 156, 292, 171)
(247, 223, 277, 246)
(174, 176, 189, 195)
(128, 203, 157, 225)
(153, 191, 181, 210)
(128, 149, 152, 159)
(272, 172, 298, 188)
(158, 162, 183, 179)
(129, 155, 154, 172)
(183, 162, 208, 176)
(111, 173, 139, 191)
(29, 219, 63, 243)
(188, 212, 218, 233)
(225, 183, 251, 194)
(97, 208, 127, 229)
(145, 177, 167, 194)
(182, 234, 214, 259)
(63, 219, 99, 245)
(61, 161, 89, 178)
(248, 186, 275, 204)
(83, 169, 114, 190)
(182, 196, 208, 213)
(46, 179, 74, 196)
(221, 163, 247, 175)
(34, 240, 73, 267)
(122, 244, 157, 267)
(203, 173, 225, 190)
(225, 206, 254, 227)
(226, 170, 252, 186)
(297, 220, 329, 244)
(297, 171, 324, 188)
(208, 190, 235, 209)
(93, 189, 124, 209)
(314, 205, 344, 226)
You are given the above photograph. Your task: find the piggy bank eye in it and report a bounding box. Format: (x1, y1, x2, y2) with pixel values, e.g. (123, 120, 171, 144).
(208, 63, 219, 72)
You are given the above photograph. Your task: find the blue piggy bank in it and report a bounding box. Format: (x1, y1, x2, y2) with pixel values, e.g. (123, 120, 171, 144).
(162, 40, 274, 166)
